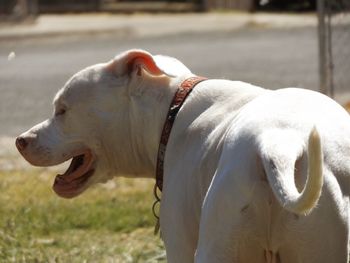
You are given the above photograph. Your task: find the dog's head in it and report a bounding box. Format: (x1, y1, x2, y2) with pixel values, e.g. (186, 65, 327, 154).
(16, 49, 191, 198)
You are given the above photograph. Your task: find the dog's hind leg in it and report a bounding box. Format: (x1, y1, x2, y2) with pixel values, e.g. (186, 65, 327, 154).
(276, 170, 349, 263)
(194, 169, 266, 263)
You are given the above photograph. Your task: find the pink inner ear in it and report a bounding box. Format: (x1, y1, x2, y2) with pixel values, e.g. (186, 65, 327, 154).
(127, 51, 163, 76)
(106, 50, 164, 76)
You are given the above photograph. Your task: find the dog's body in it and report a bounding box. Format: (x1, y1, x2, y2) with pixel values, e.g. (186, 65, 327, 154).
(16, 50, 349, 262)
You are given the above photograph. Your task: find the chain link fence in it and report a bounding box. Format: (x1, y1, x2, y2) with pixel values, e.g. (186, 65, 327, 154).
(318, 0, 350, 99)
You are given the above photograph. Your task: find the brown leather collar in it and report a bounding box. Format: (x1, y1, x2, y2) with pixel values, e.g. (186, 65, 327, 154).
(153, 76, 208, 234)
(155, 76, 208, 192)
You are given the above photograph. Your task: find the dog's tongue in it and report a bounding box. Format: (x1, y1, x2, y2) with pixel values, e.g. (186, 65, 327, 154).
(54, 174, 82, 187)
(53, 170, 94, 198)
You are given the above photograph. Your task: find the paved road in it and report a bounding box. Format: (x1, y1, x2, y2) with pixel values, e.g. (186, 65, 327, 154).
(0, 25, 325, 137)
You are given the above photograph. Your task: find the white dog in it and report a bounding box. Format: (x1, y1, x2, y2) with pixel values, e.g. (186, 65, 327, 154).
(16, 49, 349, 262)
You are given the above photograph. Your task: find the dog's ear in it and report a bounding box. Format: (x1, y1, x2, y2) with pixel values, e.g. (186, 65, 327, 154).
(106, 49, 174, 77)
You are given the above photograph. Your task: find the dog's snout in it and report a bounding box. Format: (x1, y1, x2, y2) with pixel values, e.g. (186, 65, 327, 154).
(16, 136, 28, 151)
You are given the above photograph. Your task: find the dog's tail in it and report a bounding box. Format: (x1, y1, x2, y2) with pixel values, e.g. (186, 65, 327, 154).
(260, 127, 323, 215)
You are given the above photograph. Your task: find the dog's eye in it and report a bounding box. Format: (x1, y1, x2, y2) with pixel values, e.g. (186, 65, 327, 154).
(55, 108, 66, 116)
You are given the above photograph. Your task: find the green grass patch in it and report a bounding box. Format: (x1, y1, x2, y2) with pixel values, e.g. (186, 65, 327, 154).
(0, 169, 165, 262)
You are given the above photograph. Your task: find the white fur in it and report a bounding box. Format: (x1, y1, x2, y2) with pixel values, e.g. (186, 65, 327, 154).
(17, 50, 349, 262)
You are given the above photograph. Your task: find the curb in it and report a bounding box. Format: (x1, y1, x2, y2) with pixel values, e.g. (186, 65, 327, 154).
(0, 13, 318, 41)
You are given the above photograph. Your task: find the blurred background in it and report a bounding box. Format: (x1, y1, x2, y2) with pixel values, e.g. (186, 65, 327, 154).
(0, 0, 349, 262)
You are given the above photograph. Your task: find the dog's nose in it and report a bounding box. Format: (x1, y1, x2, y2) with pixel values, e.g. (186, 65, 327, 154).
(16, 136, 28, 151)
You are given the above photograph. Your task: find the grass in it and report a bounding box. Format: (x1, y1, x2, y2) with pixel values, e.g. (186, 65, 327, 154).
(0, 169, 165, 262)
(2, 167, 349, 262)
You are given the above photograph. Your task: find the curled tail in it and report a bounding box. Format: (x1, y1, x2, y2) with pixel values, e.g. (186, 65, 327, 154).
(260, 127, 323, 215)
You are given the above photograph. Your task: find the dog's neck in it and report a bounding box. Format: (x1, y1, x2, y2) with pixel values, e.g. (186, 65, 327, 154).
(115, 73, 191, 178)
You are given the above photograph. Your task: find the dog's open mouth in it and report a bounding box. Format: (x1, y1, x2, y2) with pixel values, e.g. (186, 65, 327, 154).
(53, 150, 95, 198)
